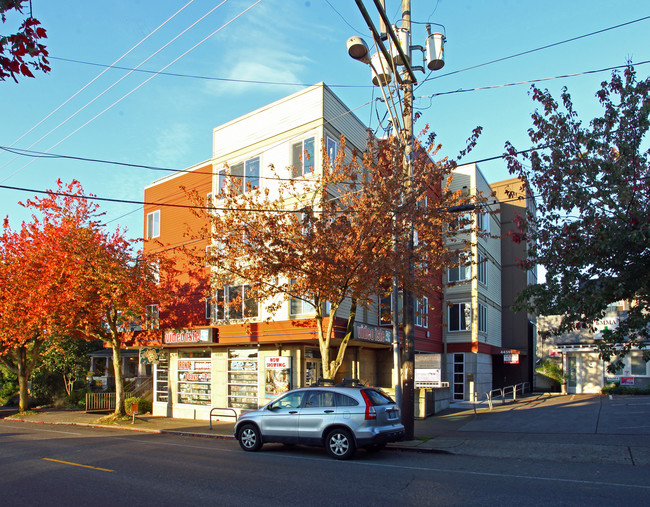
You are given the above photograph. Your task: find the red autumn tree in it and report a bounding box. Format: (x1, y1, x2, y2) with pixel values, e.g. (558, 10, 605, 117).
(0, 180, 172, 414)
(189, 130, 487, 381)
(1, 0, 49, 82)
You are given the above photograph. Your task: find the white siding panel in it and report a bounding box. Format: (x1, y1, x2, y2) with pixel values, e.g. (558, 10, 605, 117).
(213, 85, 325, 159)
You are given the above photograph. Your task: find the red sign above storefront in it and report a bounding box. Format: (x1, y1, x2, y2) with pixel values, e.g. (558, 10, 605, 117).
(163, 328, 215, 345)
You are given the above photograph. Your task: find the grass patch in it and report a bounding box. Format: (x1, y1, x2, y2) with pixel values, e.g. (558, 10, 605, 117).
(7, 410, 38, 418)
(93, 413, 132, 425)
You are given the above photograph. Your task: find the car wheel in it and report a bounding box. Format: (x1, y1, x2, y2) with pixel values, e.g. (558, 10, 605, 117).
(325, 428, 356, 460)
(238, 424, 263, 452)
(365, 442, 386, 453)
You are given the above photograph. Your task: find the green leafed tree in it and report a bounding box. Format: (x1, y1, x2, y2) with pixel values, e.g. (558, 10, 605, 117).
(505, 65, 650, 367)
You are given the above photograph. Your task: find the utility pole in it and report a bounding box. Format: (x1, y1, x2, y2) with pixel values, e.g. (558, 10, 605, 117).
(400, 0, 416, 441)
(348, 0, 447, 442)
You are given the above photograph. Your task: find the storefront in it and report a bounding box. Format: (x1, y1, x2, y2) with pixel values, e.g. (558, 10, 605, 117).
(151, 325, 393, 420)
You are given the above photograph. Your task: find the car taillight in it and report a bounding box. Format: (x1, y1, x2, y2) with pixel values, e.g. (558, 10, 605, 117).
(360, 390, 376, 420)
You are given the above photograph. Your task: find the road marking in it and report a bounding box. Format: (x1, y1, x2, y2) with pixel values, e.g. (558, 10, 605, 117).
(42, 458, 114, 472)
(265, 454, 650, 491)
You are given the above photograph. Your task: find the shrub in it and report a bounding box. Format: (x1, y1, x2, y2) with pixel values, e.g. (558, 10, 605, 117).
(602, 384, 650, 395)
(124, 396, 152, 415)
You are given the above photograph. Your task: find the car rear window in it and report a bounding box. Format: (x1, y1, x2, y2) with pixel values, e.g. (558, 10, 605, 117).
(362, 388, 394, 406)
(334, 393, 359, 407)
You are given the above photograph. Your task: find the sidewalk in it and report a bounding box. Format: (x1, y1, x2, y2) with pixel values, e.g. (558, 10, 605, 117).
(3, 393, 650, 465)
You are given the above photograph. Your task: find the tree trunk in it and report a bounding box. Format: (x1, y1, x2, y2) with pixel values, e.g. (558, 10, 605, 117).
(4, 341, 43, 413)
(330, 298, 358, 381)
(17, 349, 30, 413)
(111, 343, 126, 416)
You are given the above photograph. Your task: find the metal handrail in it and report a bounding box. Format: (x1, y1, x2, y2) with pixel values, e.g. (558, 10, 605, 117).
(209, 407, 238, 430)
(472, 382, 530, 413)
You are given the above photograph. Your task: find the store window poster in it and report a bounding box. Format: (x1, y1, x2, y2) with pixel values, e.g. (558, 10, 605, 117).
(265, 356, 291, 398)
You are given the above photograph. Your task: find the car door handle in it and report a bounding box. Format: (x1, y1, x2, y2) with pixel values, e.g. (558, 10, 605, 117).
(324, 410, 334, 413)
(289, 410, 298, 414)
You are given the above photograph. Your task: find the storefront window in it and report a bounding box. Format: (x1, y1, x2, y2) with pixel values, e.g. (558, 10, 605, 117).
(177, 350, 212, 406)
(154, 354, 169, 403)
(228, 348, 259, 409)
(631, 354, 648, 376)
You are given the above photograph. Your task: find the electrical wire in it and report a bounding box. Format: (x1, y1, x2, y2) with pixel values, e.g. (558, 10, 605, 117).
(0, 1, 197, 171)
(0, 0, 255, 185)
(419, 14, 650, 86)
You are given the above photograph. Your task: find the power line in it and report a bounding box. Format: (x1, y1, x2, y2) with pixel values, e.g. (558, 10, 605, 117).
(420, 60, 650, 100)
(0, 0, 258, 185)
(419, 14, 650, 86)
(48, 56, 371, 89)
(0, 1, 197, 170)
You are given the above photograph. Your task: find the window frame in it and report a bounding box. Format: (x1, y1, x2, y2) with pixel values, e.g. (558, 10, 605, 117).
(478, 303, 487, 333)
(146, 304, 159, 330)
(292, 136, 316, 178)
(214, 284, 258, 321)
(448, 302, 471, 332)
(146, 210, 160, 239)
(448, 255, 471, 283)
(219, 156, 260, 196)
(478, 253, 488, 286)
(415, 296, 429, 328)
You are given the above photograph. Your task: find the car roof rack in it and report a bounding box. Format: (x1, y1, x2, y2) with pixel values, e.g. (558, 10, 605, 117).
(314, 378, 336, 387)
(336, 378, 364, 387)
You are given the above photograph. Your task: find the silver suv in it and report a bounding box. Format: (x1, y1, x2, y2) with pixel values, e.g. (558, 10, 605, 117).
(234, 380, 404, 460)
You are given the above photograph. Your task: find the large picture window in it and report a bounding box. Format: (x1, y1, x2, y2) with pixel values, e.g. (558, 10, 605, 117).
(449, 302, 471, 331)
(292, 137, 315, 177)
(177, 352, 211, 406)
(228, 348, 259, 409)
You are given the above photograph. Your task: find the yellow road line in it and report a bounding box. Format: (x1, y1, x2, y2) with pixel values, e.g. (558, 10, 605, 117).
(42, 458, 114, 473)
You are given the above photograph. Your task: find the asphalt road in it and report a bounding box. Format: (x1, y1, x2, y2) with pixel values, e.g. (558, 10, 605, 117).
(1, 421, 648, 506)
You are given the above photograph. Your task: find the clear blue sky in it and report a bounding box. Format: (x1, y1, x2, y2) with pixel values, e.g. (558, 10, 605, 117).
(1, 0, 648, 240)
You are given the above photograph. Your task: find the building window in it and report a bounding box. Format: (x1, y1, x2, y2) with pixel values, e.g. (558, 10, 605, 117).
(153, 354, 169, 403)
(217, 168, 228, 196)
(230, 157, 260, 194)
(292, 137, 315, 177)
(449, 302, 471, 331)
(228, 348, 259, 410)
(218, 157, 260, 196)
(415, 297, 429, 327)
(478, 253, 487, 285)
(177, 351, 211, 406)
(290, 297, 316, 316)
(631, 354, 648, 376)
(146, 304, 159, 330)
(205, 297, 213, 320)
(326, 136, 338, 168)
(478, 211, 490, 234)
(214, 285, 258, 321)
(448, 256, 471, 283)
(146, 210, 160, 239)
(380, 292, 403, 326)
(478, 303, 487, 333)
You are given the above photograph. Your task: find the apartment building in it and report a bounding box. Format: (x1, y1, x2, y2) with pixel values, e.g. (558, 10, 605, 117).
(143, 83, 444, 419)
(443, 166, 536, 401)
(142, 84, 535, 415)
